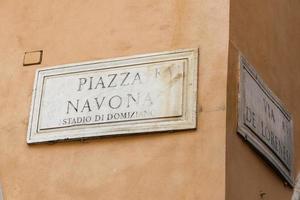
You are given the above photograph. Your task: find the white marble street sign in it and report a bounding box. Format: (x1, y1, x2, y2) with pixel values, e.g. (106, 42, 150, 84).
(238, 55, 294, 186)
(27, 49, 198, 143)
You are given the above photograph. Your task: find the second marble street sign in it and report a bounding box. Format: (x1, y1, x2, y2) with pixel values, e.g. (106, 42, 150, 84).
(27, 49, 198, 143)
(238, 55, 294, 186)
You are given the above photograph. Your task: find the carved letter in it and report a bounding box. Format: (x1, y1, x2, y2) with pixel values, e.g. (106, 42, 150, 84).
(81, 100, 92, 112)
(131, 73, 142, 85)
(127, 93, 140, 108)
(78, 78, 87, 91)
(94, 97, 106, 110)
(120, 72, 130, 86)
(144, 93, 153, 106)
(88, 77, 93, 90)
(95, 77, 106, 89)
(67, 99, 79, 114)
(108, 74, 117, 88)
(109, 95, 122, 109)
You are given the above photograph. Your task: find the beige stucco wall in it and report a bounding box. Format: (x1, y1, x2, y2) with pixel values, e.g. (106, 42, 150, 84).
(0, 0, 229, 199)
(227, 0, 300, 199)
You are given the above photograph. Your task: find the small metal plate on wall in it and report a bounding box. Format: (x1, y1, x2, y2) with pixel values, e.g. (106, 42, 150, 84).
(23, 50, 43, 66)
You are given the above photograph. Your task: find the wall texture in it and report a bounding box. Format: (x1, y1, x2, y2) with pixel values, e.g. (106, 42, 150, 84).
(227, 0, 300, 199)
(0, 0, 229, 199)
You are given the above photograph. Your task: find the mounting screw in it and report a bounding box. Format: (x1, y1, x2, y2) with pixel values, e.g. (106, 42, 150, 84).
(259, 191, 266, 199)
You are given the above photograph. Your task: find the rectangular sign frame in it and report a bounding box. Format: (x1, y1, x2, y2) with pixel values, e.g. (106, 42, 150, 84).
(27, 49, 198, 144)
(238, 55, 294, 186)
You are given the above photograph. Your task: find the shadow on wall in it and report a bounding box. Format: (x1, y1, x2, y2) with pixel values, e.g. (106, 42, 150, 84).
(292, 175, 300, 200)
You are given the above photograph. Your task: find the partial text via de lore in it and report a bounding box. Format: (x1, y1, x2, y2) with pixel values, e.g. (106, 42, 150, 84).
(238, 55, 293, 186)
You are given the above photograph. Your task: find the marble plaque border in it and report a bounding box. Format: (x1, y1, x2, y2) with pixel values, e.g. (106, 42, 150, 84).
(238, 54, 294, 186)
(27, 49, 198, 144)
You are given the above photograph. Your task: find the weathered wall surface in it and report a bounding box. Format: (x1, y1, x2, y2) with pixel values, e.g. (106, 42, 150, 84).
(227, 0, 300, 199)
(0, 0, 229, 199)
